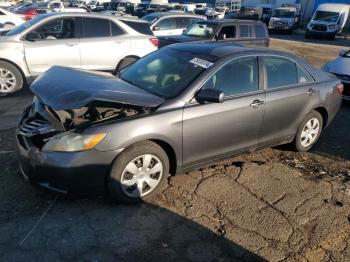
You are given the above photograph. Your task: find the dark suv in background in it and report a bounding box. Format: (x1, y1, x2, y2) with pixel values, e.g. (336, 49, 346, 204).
(158, 19, 269, 48)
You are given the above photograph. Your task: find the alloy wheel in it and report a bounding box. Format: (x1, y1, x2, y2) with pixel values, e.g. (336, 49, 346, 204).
(0, 67, 17, 93)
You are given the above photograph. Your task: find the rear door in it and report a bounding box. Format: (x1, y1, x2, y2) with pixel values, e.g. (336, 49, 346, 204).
(24, 17, 80, 76)
(258, 56, 318, 147)
(183, 56, 265, 167)
(79, 17, 130, 71)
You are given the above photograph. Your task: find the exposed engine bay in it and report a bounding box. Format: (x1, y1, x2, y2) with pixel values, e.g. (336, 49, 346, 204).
(53, 101, 152, 130)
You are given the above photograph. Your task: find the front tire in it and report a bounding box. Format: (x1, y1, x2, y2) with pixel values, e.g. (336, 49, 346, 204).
(293, 110, 323, 152)
(108, 141, 169, 204)
(0, 61, 24, 95)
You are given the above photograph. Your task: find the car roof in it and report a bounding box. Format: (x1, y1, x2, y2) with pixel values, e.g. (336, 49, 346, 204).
(35, 12, 150, 24)
(198, 19, 265, 25)
(144, 12, 205, 18)
(166, 42, 299, 60)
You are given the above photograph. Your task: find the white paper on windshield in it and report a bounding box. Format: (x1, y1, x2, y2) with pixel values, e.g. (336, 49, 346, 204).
(189, 58, 213, 69)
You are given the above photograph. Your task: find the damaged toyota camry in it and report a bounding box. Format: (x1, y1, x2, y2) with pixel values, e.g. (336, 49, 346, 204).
(17, 43, 343, 203)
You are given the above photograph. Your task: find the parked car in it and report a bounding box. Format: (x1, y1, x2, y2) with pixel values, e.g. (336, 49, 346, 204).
(268, 5, 300, 34)
(38, 1, 89, 13)
(0, 0, 15, 8)
(322, 50, 350, 100)
(16, 43, 342, 203)
(0, 6, 25, 27)
(141, 12, 205, 36)
(306, 4, 350, 40)
(226, 6, 263, 21)
(8, 2, 33, 12)
(158, 20, 269, 48)
(205, 6, 228, 19)
(0, 13, 158, 94)
(17, 7, 52, 21)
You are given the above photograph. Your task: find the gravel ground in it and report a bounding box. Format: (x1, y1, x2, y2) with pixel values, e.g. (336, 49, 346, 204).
(0, 37, 350, 261)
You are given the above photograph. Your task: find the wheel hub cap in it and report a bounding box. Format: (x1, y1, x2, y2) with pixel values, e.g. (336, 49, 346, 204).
(120, 154, 163, 198)
(300, 118, 320, 147)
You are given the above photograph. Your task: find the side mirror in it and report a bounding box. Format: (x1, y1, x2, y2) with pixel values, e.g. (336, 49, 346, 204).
(196, 88, 224, 104)
(153, 25, 160, 31)
(25, 31, 42, 42)
(339, 50, 347, 57)
(216, 33, 226, 40)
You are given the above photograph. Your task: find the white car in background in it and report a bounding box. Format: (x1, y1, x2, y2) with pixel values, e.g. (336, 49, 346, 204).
(0, 7, 25, 28)
(0, 13, 158, 94)
(322, 50, 350, 99)
(141, 12, 206, 36)
(0, 0, 15, 7)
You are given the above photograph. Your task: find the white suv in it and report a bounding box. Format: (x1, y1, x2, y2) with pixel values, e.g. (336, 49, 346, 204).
(141, 12, 206, 36)
(0, 13, 158, 94)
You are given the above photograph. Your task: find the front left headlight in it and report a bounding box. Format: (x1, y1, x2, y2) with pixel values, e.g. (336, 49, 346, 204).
(42, 132, 106, 152)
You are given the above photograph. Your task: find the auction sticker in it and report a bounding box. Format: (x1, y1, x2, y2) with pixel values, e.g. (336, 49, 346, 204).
(189, 58, 213, 69)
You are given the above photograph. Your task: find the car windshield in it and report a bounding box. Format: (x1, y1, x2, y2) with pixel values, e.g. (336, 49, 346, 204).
(4, 15, 45, 36)
(313, 11, 339, 22)
(141, 14, 159, 24)
(119, 48, 217, 99)
(184, 22, 217, 38)
(273, 9, 295, 18)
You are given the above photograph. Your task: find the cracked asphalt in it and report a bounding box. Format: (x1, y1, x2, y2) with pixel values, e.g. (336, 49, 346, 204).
(0, 38, 350, 261)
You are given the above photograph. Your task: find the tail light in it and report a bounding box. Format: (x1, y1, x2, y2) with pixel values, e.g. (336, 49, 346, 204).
(336, 83, 344, 95)
(149, 38, 159, 48)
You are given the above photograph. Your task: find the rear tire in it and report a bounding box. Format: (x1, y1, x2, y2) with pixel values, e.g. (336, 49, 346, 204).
(293, 110, 323, 152)
(114, 57, 138, 75)
(107, 141, 169, 204)
(0, 61, 24, 95)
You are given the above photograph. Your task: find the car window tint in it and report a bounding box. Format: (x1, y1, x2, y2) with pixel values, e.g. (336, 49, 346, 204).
(297, 66, 314, 83)
(83, 18, 110, 38)
(263, 57, 298, 88)
(156, 18, 176, 30)
(175, 17, 197, 28)
(120, 20, 152, 35)
(219, 25, 236, 39)
(30, 18, 76, 40)
(202, 57, 259, 96)
(255, 25, 266, 37)
(111, 21, 124, 36)
(239, 25, 252, 37)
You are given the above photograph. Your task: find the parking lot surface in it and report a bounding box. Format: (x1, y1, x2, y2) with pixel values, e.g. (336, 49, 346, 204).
(1, 38, 350, 261)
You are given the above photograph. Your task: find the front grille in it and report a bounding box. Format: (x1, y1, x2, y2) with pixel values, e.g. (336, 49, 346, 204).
(312, 24, 327, 31)
(18, 119, 51, 137)
(274, 21, 287, 28)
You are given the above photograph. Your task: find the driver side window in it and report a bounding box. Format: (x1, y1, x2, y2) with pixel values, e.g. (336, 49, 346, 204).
(28, 18, 76, 40)
(202, 56, 259, 97)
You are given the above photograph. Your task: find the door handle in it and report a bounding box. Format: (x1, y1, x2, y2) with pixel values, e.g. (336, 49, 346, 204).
(65, 42, 78, 47)
(307, 88, 317, 95)
(250, 99, 264, 108)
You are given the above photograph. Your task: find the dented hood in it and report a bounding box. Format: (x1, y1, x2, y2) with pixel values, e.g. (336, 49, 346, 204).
(30, 66, 165, 110)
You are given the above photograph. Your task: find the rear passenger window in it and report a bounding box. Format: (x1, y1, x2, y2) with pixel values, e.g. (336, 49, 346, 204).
(239, 25, 252, 37)
(175, 17, 198, 28)
(297, 66, 314, 83)
(156, 18, 176, 30)
(120, 20, 152, 35)
(82, 18, 111, 38)
(263, 57, 298, 88)
(219, 26, 236, 39)
(202, 57, 259, 96)
(255, 25, 266, 38)
(111, 22, 124, 36)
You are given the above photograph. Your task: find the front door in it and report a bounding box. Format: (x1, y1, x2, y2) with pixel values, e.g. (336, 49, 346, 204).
(24, 17, 80, 76)
(183, 56, 265, 167)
